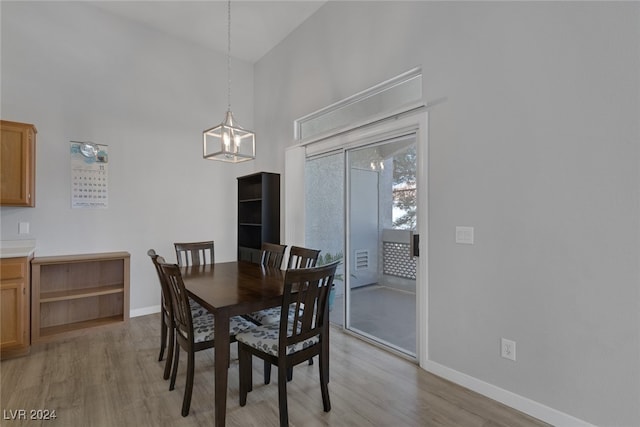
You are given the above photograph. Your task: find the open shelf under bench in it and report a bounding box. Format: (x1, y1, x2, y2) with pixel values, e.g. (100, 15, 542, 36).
(38, 315, 124, 340)
(31, 251, 130, 343)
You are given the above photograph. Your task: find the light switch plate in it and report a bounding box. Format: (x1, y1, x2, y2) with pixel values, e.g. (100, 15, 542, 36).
(455, 226, 474, 244)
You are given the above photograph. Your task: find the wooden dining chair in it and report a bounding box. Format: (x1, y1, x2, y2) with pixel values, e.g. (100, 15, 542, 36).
(252, 245, 320, 326)
(287, 245, 321, 269)
(147, 250, 210, 381)
(260, 242, 287, 268)
(248, 244, 321, 384)
(174, 241, 214, 267)
(245, 242, 287, 325)
(147, 249, 176, 380)
(158, 258, 256, 417)
(236, 261, 339, 427)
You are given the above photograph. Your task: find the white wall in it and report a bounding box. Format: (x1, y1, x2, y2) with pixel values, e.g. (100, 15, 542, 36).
(254, 2, 640, 426)
(0, 2, 262, 313)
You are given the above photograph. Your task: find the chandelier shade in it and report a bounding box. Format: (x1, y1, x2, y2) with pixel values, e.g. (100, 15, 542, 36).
(203, 0, 255, 163)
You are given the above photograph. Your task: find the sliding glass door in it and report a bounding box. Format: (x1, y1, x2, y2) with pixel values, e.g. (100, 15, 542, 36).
(305, 133, 419, 357)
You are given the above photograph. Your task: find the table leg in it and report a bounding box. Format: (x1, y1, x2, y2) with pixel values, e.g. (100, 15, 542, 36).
(214, 310, 230, 427)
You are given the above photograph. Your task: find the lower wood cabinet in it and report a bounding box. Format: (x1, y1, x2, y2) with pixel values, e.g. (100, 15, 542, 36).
(31, 252, 130, 343)
(0, 255, 32, 359)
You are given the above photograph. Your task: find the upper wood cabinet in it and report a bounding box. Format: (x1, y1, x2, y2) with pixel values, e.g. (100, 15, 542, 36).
(1, 120, 36, 207)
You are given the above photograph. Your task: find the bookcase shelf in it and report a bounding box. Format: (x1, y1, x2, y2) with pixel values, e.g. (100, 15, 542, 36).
(39, 315, 124, 339)
(31, 252, 130, 343)
(237, 172, 280, 263)
(40, 284, 124, 303)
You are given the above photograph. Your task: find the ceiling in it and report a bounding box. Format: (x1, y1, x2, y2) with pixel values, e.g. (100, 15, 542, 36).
(91, 1, 326, 63)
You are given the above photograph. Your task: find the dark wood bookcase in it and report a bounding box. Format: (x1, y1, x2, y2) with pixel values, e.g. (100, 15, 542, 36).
(237, 172, 280, 263)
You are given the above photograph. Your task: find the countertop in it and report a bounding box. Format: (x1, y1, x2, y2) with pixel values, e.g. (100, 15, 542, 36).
(0, 239, 36, 258)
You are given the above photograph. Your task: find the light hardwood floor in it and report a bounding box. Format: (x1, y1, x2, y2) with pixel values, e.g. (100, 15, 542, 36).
(0, 314, 549, 427)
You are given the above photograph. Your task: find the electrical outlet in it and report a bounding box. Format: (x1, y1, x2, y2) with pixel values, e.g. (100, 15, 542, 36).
(501, 338, 516, 361)
(18, 222, 30, 235)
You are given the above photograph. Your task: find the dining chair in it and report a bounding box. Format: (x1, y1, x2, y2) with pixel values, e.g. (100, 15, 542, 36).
(147, 249, 176, 380)
(287, 245, 321, 269)
(248, 244, 321, 384)
(245, 242, 287, 325)
(158, 258, 256, 417)
(174, 241, 214, 267)
(236, 261, 339, 427)
(251, 245, 320, 325)
(260, 242, 287, 268)
(147, 250, 209, 381)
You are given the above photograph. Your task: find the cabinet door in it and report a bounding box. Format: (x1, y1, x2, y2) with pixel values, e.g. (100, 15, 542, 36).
(1, 120, 36, 206)
(0, 280, 26, 350)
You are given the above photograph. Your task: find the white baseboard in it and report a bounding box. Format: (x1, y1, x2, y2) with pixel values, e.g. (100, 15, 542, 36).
(424, 360, 595, 427)
(130, 305, 160, 318)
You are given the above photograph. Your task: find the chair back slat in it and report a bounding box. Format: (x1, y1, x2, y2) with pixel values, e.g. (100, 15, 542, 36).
(280, 261, 338, 353)
(174, 241, 215, 267)
(159, 261, 194, 341)
(261, 242, 287, 268)
(287, 246, 321, 269)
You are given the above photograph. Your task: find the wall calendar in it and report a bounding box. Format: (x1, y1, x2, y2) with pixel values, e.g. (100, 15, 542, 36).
(70, 142, 109, 209)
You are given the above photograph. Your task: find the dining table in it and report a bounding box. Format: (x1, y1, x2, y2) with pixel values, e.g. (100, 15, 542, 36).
(181, 260, 286, 427)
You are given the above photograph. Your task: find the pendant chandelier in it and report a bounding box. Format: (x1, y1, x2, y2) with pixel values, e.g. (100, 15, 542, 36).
(203, 0, 255, 163)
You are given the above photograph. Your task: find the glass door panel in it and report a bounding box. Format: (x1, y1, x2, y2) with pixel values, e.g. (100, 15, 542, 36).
(346, 135, 417, 356)
(304, 151, 346, 326)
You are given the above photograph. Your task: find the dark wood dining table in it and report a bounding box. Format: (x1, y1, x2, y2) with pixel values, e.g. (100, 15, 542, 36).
(181, 260, 286, 427)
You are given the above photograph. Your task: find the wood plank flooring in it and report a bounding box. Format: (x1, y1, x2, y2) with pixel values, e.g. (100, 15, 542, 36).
(0, 314, 549, 427)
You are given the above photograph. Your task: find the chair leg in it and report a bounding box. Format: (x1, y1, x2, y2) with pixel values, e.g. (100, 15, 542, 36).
(287, 367, 293, 382)
(247, 354, 253, 393)
(182, 350, 195, 417)
(163, 326, 174, 380)
(277, 361, 289, 427)
(170, 345, 180, 391)
(264, 360, 271, 384)
(308, 357, 313, 365)
(238, 345, 251, 406)
(319, 353, 331, 412)
(159, 315, 167, 361)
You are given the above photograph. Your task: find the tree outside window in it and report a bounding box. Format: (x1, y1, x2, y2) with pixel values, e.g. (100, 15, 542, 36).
(392, 145, 416, 230)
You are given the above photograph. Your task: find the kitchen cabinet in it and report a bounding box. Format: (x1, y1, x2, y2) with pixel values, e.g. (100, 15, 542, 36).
(0, 255, 32, 359)
(0, 120, 36, 207)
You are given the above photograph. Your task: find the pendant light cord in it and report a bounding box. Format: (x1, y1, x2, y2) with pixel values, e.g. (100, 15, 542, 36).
(227, 0, 232, 111)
